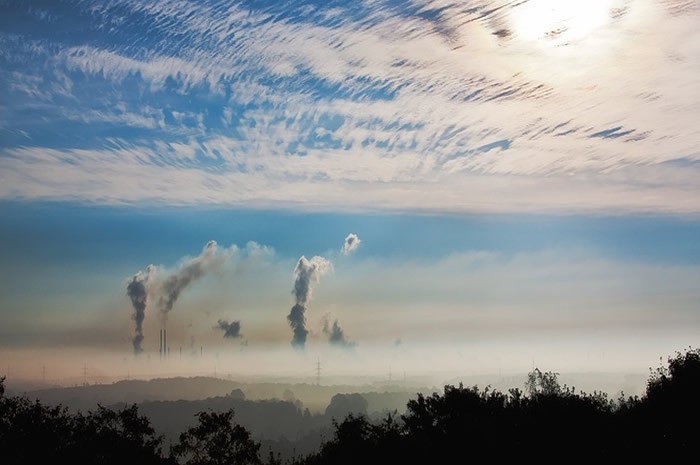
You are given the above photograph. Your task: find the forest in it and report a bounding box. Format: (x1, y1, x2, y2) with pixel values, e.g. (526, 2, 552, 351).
(1, 346, 698, 464)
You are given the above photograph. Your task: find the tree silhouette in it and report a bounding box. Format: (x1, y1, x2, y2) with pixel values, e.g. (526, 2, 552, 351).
(635, 346, 700, 458)
(4, 345, 700, 465)
(0, 378, 74, 464)
(0, 377, 169, 464)
(171, 409, 262, 465)
(72, 404, 168, 465)
(524, 367, 562, 396)
(301, 411, 403, 465)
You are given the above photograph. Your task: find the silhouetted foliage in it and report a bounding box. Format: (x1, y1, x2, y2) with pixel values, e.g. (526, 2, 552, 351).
(646, 346, 700, 402)
(171, 409, 262, 465)
(2, 347, 700, 464)
(301, 411, 402, 465)
(0, 377, 169, 464)
(71, 404, 168, 465)
(1, 381, 74, 464)
(524, 367, 562, 396)
(291, 347, 700, 464)
(635, 346, 700, 458)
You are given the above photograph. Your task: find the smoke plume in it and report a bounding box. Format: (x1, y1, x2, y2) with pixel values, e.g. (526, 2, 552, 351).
(216, 319, 242, 338)
(341, 233, 361, 256)
(287, 255, 331, 349)
(156, 240, 224, 322)
(126, 266, 153, 354)
(126, 240, 253, 353)
(322, 314, 356, 348)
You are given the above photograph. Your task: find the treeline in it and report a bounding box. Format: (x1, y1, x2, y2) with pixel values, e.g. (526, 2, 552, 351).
(2, 347, 699, 464)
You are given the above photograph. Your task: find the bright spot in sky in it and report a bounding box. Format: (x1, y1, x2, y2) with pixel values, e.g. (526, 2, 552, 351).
(510, 0, 614, 45)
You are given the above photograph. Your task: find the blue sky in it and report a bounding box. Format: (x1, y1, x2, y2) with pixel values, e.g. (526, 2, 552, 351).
(1, 0, 699, 388)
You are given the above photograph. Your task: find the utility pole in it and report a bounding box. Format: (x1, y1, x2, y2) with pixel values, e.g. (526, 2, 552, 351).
(41, 364, 46, 384)
(83, 363, 88, 386)
(316, 358, 321, 386)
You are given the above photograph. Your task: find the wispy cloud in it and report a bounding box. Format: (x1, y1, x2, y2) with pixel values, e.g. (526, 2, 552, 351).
(2, 142, 699, 214)
(1, 0, 699, 214)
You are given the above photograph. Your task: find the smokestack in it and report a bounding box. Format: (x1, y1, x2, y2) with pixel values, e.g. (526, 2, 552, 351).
(159, 329, 163, 358)
(164, 329, 167, 359)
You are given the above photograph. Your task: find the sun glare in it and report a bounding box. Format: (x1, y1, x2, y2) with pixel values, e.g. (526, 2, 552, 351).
(510, 0, 614, 45)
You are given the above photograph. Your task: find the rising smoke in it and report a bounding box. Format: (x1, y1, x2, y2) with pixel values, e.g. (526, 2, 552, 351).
(287, 256, 332, 349)
(157, 240, 223, 322)
(341, 233, 361, 256)
(322, 314, 356, 349)
(126, 240, 251, 354)
(126, 266, 154, 354)
(216, 319, 242, 338)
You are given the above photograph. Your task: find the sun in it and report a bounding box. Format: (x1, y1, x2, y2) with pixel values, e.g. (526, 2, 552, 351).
(509, 0, 614, 46)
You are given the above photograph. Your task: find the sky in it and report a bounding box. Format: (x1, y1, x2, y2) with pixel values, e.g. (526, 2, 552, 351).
(0, 0, 699, 391)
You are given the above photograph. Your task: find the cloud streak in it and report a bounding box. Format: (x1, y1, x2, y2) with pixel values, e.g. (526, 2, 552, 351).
(1, 1, 699, 214)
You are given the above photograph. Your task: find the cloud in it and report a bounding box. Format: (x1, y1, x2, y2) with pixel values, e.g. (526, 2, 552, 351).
(3, 143, 700, 214)
(62, 45, 215, 91)
(1, 0, 699, 214)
